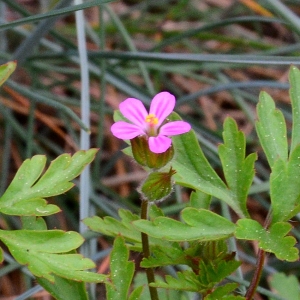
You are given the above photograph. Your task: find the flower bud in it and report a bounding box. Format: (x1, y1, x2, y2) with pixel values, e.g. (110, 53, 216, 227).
(139, 167, 176, 202)
(130, 136, 174, 169)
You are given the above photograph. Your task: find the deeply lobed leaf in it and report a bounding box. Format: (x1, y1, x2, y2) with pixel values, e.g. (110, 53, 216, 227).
(169, 113, 246, 218)
(218, 117, 256, 218)
(235, 219, 298, 261)
(84, 209, 171, 251)
(133, 208, 235, 242)
(106, 236, 135, 300)
(270, 145, 300, 223)
(255, 91, 288, 168)
(269, 273, 300, 300)
(0, 229, 107, 282)
(289, 66, 300, 154)
(0, 149, 98, 216)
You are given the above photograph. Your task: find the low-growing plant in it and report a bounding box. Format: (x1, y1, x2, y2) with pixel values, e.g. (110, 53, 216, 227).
(1, 61, 300, 299)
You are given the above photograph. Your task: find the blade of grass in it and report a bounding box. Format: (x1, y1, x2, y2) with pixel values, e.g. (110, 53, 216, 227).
(104, 4, 155, 95)
(0, 0, 116, 32)
(261, 0, 300, 36)
(12, 0, 73, 65)
(6, 80, 90, 132)
(33, 50, 300, 65)
(74, 0, 93, 261)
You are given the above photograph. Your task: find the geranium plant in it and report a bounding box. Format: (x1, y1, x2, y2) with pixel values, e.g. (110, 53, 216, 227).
(85, 66, 300, 299)
(2, 61, 300, 300)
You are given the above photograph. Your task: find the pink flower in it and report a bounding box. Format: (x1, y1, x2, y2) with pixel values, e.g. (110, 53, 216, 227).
(111, 91, 191, 153)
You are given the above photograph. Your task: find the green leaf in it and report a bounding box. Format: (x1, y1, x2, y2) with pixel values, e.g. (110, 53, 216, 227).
(106, 236, 135, 300)
(204, 283, 244, 300)
(255, 91, 288, 168)
(270, 145, 300, 223)
(0, 61, 16, 86)
(218, 118, 256, 218)
(142, 240, 233, 274)
(83, 209, 171, 251)
(152, 256, 240, 294)
(289, 66, 300, 153)
(133, 208, 235, 242)
(0, 229, 107, 282)
(141, 243, 186, 268)
(269, 273, 300, 300)
(197, 259, 241, 287)
(133, 272, 186, 300)
(235, 219, 298, 261)
(128, 286, 144, 300)
(21, 216, 47, 230)
(84, 209, 142, 244)
(190, 190, 211, 210)
(151, 270, 202, 292)
(169, 113, 245, 218)
(0, 149, 98, 216)
(37, 276, 89, 300)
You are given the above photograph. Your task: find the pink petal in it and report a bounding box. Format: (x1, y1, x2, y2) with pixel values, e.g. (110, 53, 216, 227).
(119, 98, 148, 128)
(159, 121, 191, 136)
(111, 121, 145, 139)
(148, 136, 172, 153)
(149, 92, 175, 127)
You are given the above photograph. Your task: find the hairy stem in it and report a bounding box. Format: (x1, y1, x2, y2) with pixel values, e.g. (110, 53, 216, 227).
(141, 200, 159, 300)
(245, 211, 271, 299)
(245, 248, 266, 299)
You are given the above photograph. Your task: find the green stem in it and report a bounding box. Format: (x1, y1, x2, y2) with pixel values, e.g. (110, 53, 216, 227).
(141, 200, 159, 300)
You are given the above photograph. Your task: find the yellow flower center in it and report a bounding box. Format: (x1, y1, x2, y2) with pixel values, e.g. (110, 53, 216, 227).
(145, 114, 158, 126)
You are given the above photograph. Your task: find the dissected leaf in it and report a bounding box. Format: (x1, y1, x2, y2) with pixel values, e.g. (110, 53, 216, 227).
(0, 149, 98, 216)
(106, 236, 135, 300)
(190, 190, 211, 210)
(128, 286, 144, 300)
(289, 66, 300, 153)
(141, 240, 232, 273)
(0, 229, 107, 282)
(151, 270, 202, 292)
(133, 208, 235, 242)
(37, 275, 89, 300)
(151, 257, 240, 294)
(235, 219, 298, 261)
(197, 259, 241, 287)
(148, 204, 165, 219)
(21, 216, 47, 230)
(0, 230, 83, 253)
(0, 61, 16, 86)
(83, 209, 170, 251)
(141, 243, 186, 268)
(269, 272, 300, 300)
(218, 117, 256, 218)
(133, 272, 186, 300)
(255, 91, 288, 168)
(270, 145, 300, 223)
(169, 113, 246, 218)
(204, 283, 244, 300)
(84, 209, 141, 244)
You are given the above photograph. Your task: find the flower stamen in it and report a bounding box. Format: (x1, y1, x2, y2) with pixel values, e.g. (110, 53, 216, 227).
(145, 114, 158, 126)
